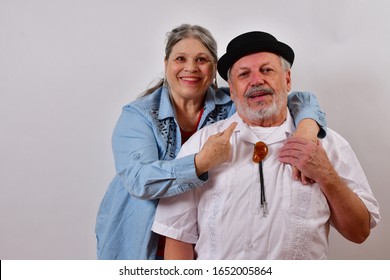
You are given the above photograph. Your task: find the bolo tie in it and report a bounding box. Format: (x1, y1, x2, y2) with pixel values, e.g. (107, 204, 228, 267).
(252, 141, 269, 217)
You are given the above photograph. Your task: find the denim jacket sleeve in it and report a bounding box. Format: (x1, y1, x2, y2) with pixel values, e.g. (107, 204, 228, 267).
(111, 106, 205, 200)
(288, 91, 327, 138)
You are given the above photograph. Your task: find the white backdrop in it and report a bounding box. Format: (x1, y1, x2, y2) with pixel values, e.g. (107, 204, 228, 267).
(0, 0, 389, 259)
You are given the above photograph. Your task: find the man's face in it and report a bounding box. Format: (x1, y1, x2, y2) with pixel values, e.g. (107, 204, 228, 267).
(228, 52, 291, 126)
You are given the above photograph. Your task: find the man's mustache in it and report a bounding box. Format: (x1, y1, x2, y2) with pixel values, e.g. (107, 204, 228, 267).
(244, 86, 274, 98)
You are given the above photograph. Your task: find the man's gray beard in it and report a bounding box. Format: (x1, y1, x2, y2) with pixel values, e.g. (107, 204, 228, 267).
(235, 85, 284, 123)
(236, 98, 279, 122)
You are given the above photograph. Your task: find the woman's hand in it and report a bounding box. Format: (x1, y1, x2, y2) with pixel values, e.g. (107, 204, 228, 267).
(194, 122, 237, 176)
(287, 118, 319, 184)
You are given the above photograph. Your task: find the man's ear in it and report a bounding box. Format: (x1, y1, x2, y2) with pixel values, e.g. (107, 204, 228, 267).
(228, 80, 236, 101)
(285, 69, 292, 92)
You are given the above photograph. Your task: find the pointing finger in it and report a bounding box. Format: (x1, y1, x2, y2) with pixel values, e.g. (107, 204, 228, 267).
(221, 122, 238, 139)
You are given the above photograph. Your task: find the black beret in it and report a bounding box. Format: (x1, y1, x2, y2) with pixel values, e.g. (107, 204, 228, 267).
(218, 31, 294, 81)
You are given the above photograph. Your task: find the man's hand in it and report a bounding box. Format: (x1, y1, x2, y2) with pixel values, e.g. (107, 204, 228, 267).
(194, 122, 237, 176)
(278, 136, 335, 186)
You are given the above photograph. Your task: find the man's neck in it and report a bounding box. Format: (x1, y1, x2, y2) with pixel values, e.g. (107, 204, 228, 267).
(238, 109, 287, 127)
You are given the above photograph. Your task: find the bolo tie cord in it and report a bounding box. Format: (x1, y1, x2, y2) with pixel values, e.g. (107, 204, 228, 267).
(259, 161, 268, 217)
(252, 141, 269, 217)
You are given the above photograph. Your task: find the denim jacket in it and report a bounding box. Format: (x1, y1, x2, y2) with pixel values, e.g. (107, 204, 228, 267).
(95, 86, 326, 259)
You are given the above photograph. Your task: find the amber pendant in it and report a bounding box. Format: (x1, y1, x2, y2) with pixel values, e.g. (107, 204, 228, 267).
(252, 141, 268, 163)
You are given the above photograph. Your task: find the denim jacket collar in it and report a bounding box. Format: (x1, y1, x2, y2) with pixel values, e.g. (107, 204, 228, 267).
(157, 86, 232, 122)
(157, 86, 175, 120)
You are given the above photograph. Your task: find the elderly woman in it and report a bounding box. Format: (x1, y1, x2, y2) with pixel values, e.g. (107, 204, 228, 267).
(95, 24, 326, 259)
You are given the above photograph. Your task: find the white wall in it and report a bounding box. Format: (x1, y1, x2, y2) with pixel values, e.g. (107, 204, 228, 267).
(0, 0, 388, 259)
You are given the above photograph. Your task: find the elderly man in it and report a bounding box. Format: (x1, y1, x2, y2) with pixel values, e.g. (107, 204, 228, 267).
(151, 31, 380, 259)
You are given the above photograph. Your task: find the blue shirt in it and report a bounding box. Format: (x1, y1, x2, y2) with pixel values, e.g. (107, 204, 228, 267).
(95, 86, 326, 259)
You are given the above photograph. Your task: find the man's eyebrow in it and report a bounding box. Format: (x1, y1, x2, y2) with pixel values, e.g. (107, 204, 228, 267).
(235, 62, 271, 72)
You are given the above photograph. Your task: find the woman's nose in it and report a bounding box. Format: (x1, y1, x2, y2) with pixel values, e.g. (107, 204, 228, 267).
(184, 60, 198, 72)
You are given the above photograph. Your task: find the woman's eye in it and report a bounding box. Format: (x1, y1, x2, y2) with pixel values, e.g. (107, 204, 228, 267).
(196, 57, 209, 63)
(175, 56, 186, 62)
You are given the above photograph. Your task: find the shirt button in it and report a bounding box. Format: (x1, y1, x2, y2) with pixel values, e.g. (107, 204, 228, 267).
(247, 244, 254, 249)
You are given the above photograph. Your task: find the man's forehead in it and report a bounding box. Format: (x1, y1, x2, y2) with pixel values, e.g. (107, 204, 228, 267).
(232, 52, 280, 70)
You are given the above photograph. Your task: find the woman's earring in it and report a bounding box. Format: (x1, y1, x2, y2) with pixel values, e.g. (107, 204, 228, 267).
(213, 77, 218, 90)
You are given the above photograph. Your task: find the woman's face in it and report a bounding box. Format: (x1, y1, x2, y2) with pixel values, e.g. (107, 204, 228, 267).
(165, 37, 216, 103)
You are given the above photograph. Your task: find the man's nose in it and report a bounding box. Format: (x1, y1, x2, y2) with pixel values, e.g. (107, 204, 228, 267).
(250, 71, 265, 86)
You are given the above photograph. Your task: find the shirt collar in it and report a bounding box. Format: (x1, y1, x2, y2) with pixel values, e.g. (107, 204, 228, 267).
(227, 109, 295, 145)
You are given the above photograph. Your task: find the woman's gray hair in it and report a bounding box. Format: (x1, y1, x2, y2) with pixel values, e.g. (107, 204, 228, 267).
(142, 24, 218, 96)
(165, 24, 218, 63)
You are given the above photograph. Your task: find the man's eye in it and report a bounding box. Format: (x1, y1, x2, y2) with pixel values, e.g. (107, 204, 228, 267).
(261, 67, 273, 73)
(238, 72, 249, 78)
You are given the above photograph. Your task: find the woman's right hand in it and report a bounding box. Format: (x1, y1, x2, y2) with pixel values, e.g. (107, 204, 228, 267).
(194, 122, 237, 176)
